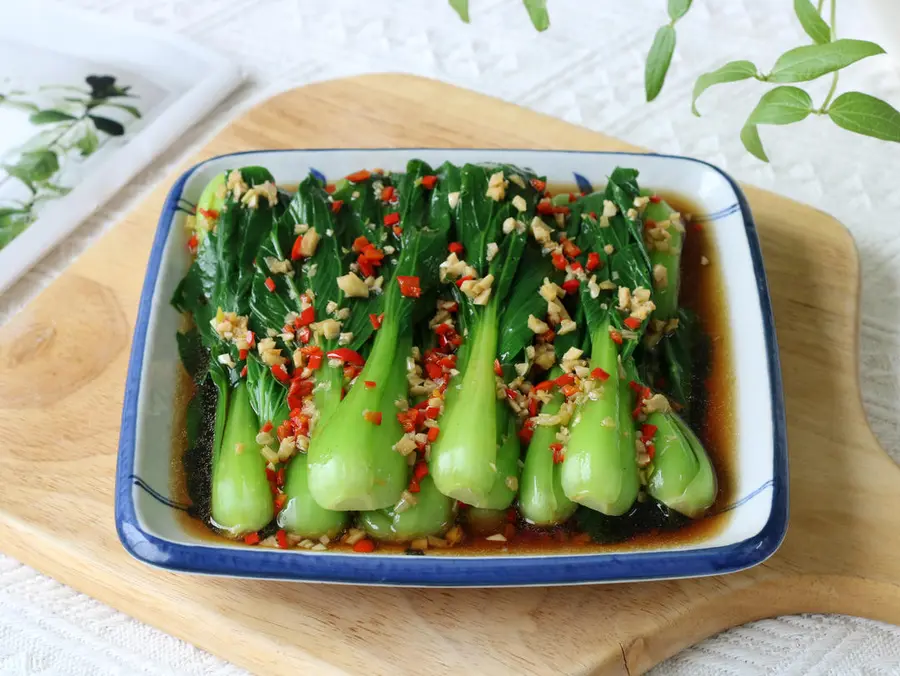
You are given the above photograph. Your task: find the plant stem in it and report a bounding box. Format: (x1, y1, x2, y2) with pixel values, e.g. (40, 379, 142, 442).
(817, 0, 825, 13)
(819, 0, 840, 112)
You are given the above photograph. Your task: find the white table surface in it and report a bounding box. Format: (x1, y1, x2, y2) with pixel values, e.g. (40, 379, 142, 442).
(2, 0, 900, 673)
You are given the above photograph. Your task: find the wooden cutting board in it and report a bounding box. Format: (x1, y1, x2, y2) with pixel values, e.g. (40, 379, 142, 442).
(0, 74, 897, 676)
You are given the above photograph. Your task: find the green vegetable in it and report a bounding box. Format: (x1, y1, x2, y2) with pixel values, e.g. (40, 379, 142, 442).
(278, 453, 349, 538)
(359, 476, 455, 542)
(172, 168, 280, 538)
(519, 369, 577, 526)
(643, 197, 683, 320)
(307, 332, 413, 510)
(645, 411, 717, 517)
(194, 172, 226, 238)
(211, 383, 273, 534)
(474, 406, 521, 510)
(560, 319, 639, 515)
(429, 164, 541, 506)
(308, 160, 453, 511)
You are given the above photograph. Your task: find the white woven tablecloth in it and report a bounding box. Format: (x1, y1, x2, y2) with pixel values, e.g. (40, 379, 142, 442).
(2, 1, 900, 673)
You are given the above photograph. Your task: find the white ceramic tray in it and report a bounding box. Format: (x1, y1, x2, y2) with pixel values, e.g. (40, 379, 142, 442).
(0, 2, 241, 296)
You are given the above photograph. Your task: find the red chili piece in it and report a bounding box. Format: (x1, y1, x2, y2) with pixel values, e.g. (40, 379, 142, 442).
(384, 212, 400, 226)
(397, 275, 421, 298)
(327, 348, 366, 366)
(264, 277, 276, 292)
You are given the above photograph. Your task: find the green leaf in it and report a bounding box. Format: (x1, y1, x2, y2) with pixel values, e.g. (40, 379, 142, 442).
(29, 110, 76, 124)
(793, 0, 831, 44)
(76, 126, 99, 157)
(768, 39, 885, 83)
(523, 0, 549, 31)
(740, 86, 813, 162)
(645, 25, 676, 102)
(740, 124, 768, 162)
(497, 245, 555, 364)
(668, 0, 692, 21)
(176, 328, 209, 383)
(0, 211, 33, 249)
(89, 114, 125, 136)
(448, 0, 469, 22)
(4, 149, 60, 185)
(692, 60, 758, 116)
(827, 91, 900, 142)
(0, 97, 38, 113)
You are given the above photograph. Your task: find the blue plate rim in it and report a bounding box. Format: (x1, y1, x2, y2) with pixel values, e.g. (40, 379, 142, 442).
(115, 148, 788, 586)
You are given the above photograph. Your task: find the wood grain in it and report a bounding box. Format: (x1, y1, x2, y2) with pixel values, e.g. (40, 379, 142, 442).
(0, 74, 897, 676)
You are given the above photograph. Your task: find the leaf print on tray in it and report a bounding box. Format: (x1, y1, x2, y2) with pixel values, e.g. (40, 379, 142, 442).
(0, 74, 140, 250)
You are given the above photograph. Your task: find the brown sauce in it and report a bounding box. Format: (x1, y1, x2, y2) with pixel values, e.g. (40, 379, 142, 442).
(170, 187, 736, 554)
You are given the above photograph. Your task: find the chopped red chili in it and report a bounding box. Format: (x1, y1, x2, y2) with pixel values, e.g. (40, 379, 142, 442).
(561, 279, 580, 294)
(369, 312, 383, 330)
(357, 254, 375, 278)
(243, 532, 261, 545)
(518, 427, 534, 444)
(455, 275, 473, 288)
(586, 252, 601, 271)
(240, 365, 248, 378)
(261, 421, 273, 433)
(551, 252, 567, 271)
(364, 380, 376, 389)
(271, 364, 290, 382)
(549, 443, 565, 464)
(533, 380, 555, 392)
(623, 317, 642, 330)
(363, 410, 383, 425)
(294, 305, 315, 327)
(353, 538, 376, 553)
(346, 169, 371, 183)
(275, 530, 288, 549)
(393, 225, 403, 237)
(330, 200, 343, 213)
(381, 185, 395, 202)
(421, 175, 438, 190)
(650, 195, 661, 203)
(641, 423, 658, 441)
(264, 277, 276, 292)
(408, 479, 421, 493)
(448, 241, 465, 255)
(592, 367, 610, 381)
(307, 353, 323, 370)
(530, 178, 546, 192)
(239, 348, 248, 360)
(187, 234, 198, 252)
(413, 461, 429, 481)
(562, 384, 579, 398)
(554, 373, 575, 387)
(327, 348, 366, 366)
(528, 397, 538, 417)
(383, 212, 400, 226)
(397, 275, 421, 298)
(610, 329, 623, 345)
(198, 207, 219, 221)
(494, 359, 503, 376)
(536, 199, 555, 215)
(352, 235, 370, 252)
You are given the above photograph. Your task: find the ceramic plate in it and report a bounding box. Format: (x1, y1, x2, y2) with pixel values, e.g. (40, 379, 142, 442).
(116, 148, 788, 586)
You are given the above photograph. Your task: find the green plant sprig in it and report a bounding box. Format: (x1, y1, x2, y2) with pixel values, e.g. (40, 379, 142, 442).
(448, 0, 900, 162)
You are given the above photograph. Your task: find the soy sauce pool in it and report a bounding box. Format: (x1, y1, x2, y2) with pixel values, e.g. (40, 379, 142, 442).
(169, 188, 736, 554)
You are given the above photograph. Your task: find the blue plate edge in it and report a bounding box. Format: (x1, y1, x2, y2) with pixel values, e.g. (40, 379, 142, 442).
(114, 148, 789, 586)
